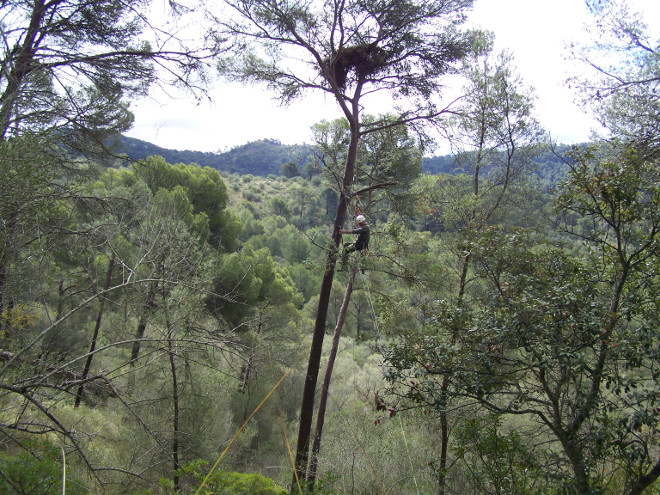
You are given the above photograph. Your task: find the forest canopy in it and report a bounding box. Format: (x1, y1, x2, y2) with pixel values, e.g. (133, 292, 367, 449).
(0, 0, 659, 494)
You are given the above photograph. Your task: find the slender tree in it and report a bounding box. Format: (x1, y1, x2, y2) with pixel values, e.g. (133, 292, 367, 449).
(443, 145, 660, 493)
(379, 36, 546, 493)
(0, 0, 217, 148)
(449, 34, 545, 300)
(309, 265, 357, 485)
(306, 115, 421, 486)
(572, 0, 660, 157)
(213, 0, 475, 483)
(74, 255, 115, 408)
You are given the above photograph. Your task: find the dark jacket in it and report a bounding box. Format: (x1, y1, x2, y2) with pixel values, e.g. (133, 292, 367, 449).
(349, 223, 370, 250)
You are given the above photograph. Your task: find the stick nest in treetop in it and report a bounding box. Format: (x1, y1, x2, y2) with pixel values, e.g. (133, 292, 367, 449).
(324, 44, 390, 89)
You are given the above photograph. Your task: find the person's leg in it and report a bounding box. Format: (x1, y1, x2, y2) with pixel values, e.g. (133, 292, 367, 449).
(340, 244, 356, 269)
(353, 247, 366, 273)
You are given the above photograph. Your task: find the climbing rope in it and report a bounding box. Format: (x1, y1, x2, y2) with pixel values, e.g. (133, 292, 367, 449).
(267, 348, 304, 495)
(356, 253, 381, 340)
(194, 358, 301, 495)
(398, 415, 421, 495)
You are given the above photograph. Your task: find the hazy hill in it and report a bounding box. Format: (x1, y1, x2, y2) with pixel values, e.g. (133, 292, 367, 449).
(119, 135, 313, 176)
(118, 135, 574, 185)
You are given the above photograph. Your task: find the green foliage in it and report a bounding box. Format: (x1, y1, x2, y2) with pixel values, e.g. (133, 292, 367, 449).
(0, 135, 64, 321)
(572, 0, 660, 155)
(8, 125, 658, 495)
(121, 138, 314, 177)
(0, 440, 88, 494)
(207, 246, 301, 326)
(122, 134, 575, 188)
(268, 197, 290, 219)
(2, 0, 140, 137)
(295, 473, 341, 495)
(133, 156, 240, 251)
(310, 115, 423, 219)
(167, 460, 288, 495)
(281, 161, 301, 178)
(452, 415, 553, 495)
(384, 140, 660, 492)
(5, 5, 660, 491)
(0, 0, 212, 160)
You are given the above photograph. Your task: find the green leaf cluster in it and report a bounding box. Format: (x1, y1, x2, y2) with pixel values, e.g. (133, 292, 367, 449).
(0, 440, 88, 495)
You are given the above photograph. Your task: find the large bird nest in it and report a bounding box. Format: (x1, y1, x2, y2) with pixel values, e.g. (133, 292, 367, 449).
(324, 44, 390, 89)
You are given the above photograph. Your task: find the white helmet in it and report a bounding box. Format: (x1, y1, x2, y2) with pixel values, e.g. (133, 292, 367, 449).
(356, 215, 365, 223)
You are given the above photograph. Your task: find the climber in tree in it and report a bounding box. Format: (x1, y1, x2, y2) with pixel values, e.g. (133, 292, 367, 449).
(339, 214, 370, 269)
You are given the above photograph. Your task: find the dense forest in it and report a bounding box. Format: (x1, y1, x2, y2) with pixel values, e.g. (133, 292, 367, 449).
(118, 137, 314, 178)
(118, 135, 573, 186)
(1, 1, 659, 495)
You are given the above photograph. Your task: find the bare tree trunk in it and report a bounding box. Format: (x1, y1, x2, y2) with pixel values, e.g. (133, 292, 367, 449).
(169, 334, 180, 491)
(436, 377, 449, 495)
(292, 213, 343, 486)
(130, 280, 159, 365)
(293, 115, 359, 487)
(0, 258, 7, 341)
(0, 213, 19, 340)
(557, 431, 590, 494)
(309, 266, 357, 486)
(75, 256, 115, 408)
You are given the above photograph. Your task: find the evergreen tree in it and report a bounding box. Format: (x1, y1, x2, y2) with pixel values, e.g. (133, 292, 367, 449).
(0, 0, 217, 155)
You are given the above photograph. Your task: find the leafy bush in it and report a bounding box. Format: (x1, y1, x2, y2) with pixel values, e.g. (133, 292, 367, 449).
(168, 459, 288, 494)
(0, 440, 88, 494)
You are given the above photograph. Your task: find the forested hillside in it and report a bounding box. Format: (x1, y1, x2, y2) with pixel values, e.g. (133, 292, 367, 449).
(119, 136, 314, 177)
(119, 135, 573, 186)
(1, 1, 659, 495)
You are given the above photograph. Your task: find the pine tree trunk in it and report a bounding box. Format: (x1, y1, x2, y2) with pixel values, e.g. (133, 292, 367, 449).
(75, 256, 114, 408)
(293, 116, 359, 488)
(309, 267, 357, 486)
(130, 280, 159, 365)
(169, 336, 180, 491)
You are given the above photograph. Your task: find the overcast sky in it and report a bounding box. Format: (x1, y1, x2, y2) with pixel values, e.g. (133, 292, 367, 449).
(125, 0, 655, 155)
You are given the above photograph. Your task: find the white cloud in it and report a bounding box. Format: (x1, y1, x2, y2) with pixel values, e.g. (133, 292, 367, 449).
(128, 83, 340, 152)
(126, 0, 654, 153)
(468, 0, 596, 144)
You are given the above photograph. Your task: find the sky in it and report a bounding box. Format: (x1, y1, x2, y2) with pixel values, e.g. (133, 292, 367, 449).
(124, 0, 656, 156)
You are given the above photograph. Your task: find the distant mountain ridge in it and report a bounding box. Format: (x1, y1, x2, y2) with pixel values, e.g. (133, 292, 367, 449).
(119, 136, 313, 176)
(118, 135, 466, 176)
(118, 135, 572, 185)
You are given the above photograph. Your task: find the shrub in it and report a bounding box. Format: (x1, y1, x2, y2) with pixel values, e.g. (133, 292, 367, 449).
(0, 440, 88, 494)
(169, 459, 288, 494)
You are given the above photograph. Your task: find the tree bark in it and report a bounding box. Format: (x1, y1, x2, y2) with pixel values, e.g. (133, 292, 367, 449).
(75, 256, 115, 408)
(293, 113, 359, 488)
(436, 377, 449, 495)
(0, 258, 7, 339)
(169, 336, 180, 491)
(292, 211, 343, 486)
(130, 280, 159, 365)
(0, 212, 19, 338)
(308, 266, 357, 486)
(628, 454, 660, 495)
